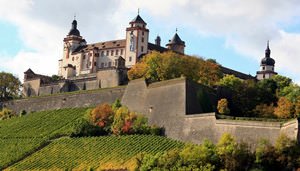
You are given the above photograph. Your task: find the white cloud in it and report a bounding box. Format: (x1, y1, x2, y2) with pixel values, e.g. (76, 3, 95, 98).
(0, 0, 300, 82)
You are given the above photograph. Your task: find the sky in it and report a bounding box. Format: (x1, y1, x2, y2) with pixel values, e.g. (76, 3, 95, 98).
(0, 0, 300, 83)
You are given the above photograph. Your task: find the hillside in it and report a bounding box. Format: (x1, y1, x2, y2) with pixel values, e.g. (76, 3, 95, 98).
(0, 108, 183, 170)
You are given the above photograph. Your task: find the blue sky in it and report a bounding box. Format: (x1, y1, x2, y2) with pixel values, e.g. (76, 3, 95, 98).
(0, 21, 22, 56)
(0, 0, 300, 83)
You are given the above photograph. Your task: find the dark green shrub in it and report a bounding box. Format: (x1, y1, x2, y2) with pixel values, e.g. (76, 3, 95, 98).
(19, 110, 27, 116)
(70, 118, 107, 137)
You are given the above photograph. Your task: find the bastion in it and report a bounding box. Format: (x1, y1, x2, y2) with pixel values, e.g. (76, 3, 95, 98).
(2, 78, 299, 146)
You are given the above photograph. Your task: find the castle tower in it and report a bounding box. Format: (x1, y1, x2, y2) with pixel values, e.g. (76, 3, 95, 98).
(125, 12, 149, 68)
(166, 29, 185, 54)
(58, 18, 86, 78)
(155, 35, 161, 46)
(256, 41, 277, 80)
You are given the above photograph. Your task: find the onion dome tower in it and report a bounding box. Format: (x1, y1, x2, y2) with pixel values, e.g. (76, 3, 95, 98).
(256, 41, 277, 80)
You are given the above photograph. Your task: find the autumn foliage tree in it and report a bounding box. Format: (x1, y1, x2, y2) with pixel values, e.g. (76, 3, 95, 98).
(217, 98, 230, 115)
(274, 97, 294, 119)
(89, 103, 114, 132)
(128, 51, 222, 87)
(253, 103, 275, 118)
(87, 101, 162, 136)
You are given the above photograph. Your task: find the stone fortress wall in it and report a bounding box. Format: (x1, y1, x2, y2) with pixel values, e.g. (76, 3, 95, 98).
(23, 68, 127, 97)
(3, 78, 299, 146)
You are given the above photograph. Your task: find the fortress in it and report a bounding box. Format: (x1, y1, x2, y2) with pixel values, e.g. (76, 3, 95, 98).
(4, 13, 291, 146)
(22, 13, 275, 97)
(3, 78, 299, 146)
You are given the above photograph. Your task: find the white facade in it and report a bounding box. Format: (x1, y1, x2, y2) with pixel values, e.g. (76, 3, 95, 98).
(58, 14, 185, 79)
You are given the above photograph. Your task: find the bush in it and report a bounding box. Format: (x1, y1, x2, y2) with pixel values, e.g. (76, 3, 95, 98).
(252, 103, 275, 118)
(89, 103, 114, 133)
(217, 98, 230, 115)
(86, 103, 163, 136)
(71, 118, 106, 137)
(0, 108, 15, 120)
(112, 99, 122, 112)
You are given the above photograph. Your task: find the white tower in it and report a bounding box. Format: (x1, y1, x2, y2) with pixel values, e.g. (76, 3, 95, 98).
(256, 41, 277, 80)
(125, 12, 149, 68)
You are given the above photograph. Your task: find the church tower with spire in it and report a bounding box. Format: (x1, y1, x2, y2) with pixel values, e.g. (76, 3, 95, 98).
(256, 41, 277, 80)
(166, 29, 185, 54)
(125, 11, 149, 68)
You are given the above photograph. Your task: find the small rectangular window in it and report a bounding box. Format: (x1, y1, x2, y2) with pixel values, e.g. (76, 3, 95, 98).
(121, 49, 124, 55)
(101, 51, 104, 57)
(95, 53, 99, 57)
(116, 50, 119, 56)
(111, 50, 114, 56)
(141, 37, 144, 43)
(129, 56, 132, 62)
(106, 50, 109, 56)
(141, 46, 144, 52)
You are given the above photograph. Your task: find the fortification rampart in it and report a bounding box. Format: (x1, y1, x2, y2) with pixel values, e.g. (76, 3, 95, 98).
(121, 79, 299, 145)
(4, 87, 125, 113)
(3, 78, 299, 146)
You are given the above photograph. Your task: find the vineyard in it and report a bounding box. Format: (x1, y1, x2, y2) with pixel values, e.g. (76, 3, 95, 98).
(0, 108, 88, 169)
(0, 108, 88, 138)
(0, 108, 184, 170)
(8, 135, 183, 170)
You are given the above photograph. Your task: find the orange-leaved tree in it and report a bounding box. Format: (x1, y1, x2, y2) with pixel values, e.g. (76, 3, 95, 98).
(274, 97, 294, 119)
(89, 103, 114, 132)
(217, 98, 230, 115)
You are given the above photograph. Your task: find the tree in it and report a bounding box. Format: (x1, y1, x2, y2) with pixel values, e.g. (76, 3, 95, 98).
(127, 51, 222, 87)
(252, 103, 275, 118)
(256, 79, 277, 105)
(89, 103, 114, 132)
(294, 96, 300, 117)
(218, 75, 259, 116)
(217, 133, 253, 171)
(274, 97, 294, 118)
(0, 72, 21, 101)
(217, 98, 230, 115)
(278, 84, 300, 103)
(271, 75, 292, 91)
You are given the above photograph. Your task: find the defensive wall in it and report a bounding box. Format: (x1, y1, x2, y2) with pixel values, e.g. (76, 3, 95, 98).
(121, 78, 299, 145)
(4, 87, 125, 113)
(2, 78, 299, 146)
(23, 68, 128, 97)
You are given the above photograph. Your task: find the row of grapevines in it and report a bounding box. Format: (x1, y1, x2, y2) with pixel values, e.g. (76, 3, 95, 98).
(0, 138, 46, 169)
(9, 135, 184, 170)
(0, 108, 88, 138)
(0, 108, 89, 169)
